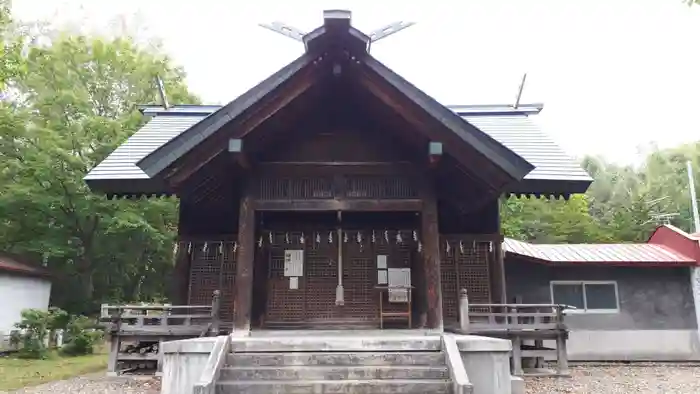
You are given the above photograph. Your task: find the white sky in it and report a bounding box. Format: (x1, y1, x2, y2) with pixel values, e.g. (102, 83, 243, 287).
(14, 0, 700, 164)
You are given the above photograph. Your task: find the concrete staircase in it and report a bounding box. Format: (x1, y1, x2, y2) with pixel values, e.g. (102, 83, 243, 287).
(216, 334, 454, 394)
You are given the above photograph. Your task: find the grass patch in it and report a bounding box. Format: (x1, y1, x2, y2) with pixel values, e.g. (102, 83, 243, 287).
(0, 350, 107, 391)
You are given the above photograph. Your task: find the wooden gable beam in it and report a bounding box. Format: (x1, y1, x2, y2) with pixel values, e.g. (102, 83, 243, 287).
(165, 66, 320, 187)
(354, 68, 511, 192)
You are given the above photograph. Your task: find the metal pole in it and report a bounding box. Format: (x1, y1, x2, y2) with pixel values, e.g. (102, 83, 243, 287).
(514, 73, 527, 109)
(687, 161, 700, 232)
(686, 160, 700, 346)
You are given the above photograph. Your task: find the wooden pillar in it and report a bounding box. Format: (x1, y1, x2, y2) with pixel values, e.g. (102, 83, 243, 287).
(556, 332, 569, 374)
(422, 181, 443, 330)
(170, 205, 191, 305)
(511, 336, 523, 376)
(234, 184, 255, 332)
(492, 201, 507, 304)
(492, 239, 506, 304)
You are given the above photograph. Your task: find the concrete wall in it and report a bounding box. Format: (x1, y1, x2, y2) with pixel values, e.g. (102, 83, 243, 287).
(0, 273, 52, 349)
(161, 337, 217, 394)
(505, 258, 700, 360)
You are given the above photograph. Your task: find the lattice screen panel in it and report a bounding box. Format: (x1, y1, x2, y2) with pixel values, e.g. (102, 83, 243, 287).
(344, 176, 417, 199)
(257, 175, 417, 200)
(258, 177, 334, 200)
(372, 233, 414, 317)
(439, 235, 494, 323)
(219, 241, 237, 322)
(265, 232, 307, 324)
(187, 238, 238, 322)
(305, 239, 339, 321)
(342, 241, 377, 321)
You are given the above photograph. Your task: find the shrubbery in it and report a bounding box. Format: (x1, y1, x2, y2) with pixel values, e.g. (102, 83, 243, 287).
(9, 308, 103, 359)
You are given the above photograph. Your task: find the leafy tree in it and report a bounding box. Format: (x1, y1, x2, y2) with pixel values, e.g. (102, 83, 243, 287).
(501, 194, 604, 243)
(0, 33, 198, 314)
(0, 0, 24, 91)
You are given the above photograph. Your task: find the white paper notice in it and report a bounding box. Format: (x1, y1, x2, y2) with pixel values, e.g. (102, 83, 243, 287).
(377, 255, 388, 269)
(284, 250, 304, 277)
(387, 268, 411, 303)
(289, 277, 299, 290)
(377, 270, 388, 285)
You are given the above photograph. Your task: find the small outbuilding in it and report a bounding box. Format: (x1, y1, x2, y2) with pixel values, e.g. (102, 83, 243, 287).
(0, 253, 52, 349)
(504, 224, 700, 361)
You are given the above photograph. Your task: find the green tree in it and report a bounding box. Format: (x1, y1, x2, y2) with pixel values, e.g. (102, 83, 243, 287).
(501, 194, 604, 243)
(0, 34, 198, 313)
(0, 0, 24, 90)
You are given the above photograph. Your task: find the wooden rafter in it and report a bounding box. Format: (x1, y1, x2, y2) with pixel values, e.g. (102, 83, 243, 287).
(165, 65, 322, 187)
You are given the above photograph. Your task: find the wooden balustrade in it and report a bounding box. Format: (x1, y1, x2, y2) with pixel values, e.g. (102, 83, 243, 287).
(455, 291, 570, 377)
(101, 291, 221, 376)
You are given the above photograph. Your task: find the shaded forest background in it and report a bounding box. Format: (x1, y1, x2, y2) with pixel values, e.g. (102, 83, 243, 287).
(1, 2, 699, 314)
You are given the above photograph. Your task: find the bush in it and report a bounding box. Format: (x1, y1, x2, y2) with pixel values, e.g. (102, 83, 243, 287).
(10, 309, 53, 359)
(60, 315, 103, 356)
(9, 307, 101, 358)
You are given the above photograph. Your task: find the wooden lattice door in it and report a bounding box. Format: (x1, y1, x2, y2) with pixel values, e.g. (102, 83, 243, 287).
(187, 239, 238, 322)
(439, 236, 493, 324)
(264, 230, 344, 326)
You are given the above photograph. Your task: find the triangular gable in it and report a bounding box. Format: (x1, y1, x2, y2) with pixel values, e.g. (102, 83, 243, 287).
(135, 11, 535, 189)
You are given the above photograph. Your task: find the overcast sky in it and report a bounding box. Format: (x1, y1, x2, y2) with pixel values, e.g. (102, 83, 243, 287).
(14, 0, 700, 164)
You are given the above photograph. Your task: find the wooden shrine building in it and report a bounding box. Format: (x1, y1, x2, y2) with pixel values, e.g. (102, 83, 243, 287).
(86, 11, 592, 334)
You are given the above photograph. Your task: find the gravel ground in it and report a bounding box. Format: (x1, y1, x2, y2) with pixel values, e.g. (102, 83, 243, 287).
(3, 364, 700, 394)
(2, 374, 160, 394)
(526, 363, 700, 394)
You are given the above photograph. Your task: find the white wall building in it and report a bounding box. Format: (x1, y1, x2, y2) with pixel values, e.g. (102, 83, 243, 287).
(0, 253, 52, 350)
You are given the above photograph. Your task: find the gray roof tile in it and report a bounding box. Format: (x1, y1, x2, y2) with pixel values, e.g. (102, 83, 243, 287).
(85, 115, 206, 181)
(462, 114, 592, 182)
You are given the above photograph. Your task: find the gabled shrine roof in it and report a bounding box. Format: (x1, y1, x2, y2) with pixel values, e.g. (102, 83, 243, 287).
(85, 10, 591, 199)
(85, 103, 592, 198)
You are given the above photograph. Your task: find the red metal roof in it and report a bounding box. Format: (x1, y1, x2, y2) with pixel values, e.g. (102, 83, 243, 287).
(503, 238, 696, 266)
(0, 253, 51, 278)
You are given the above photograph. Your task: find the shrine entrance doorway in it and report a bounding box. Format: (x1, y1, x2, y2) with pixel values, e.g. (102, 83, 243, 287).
(253, 211, 422, 329)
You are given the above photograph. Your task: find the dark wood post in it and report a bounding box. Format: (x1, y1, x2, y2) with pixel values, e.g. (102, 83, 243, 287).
(170, 205, 191, 306)
(492, 239, 506, 304)
(234, 182, 255, 332)
(421, 180, 443, 330)
(492, 201, 507, 304)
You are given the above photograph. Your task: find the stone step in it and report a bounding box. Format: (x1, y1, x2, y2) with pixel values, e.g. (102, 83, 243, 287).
(216, 379, 452, 394)
(230, 336, 441, 353)
(220, 365, 450, 381)
(227, 351, 445, 367)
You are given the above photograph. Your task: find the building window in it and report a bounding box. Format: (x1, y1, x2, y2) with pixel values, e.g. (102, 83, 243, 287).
(550, 281, 619, 313)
